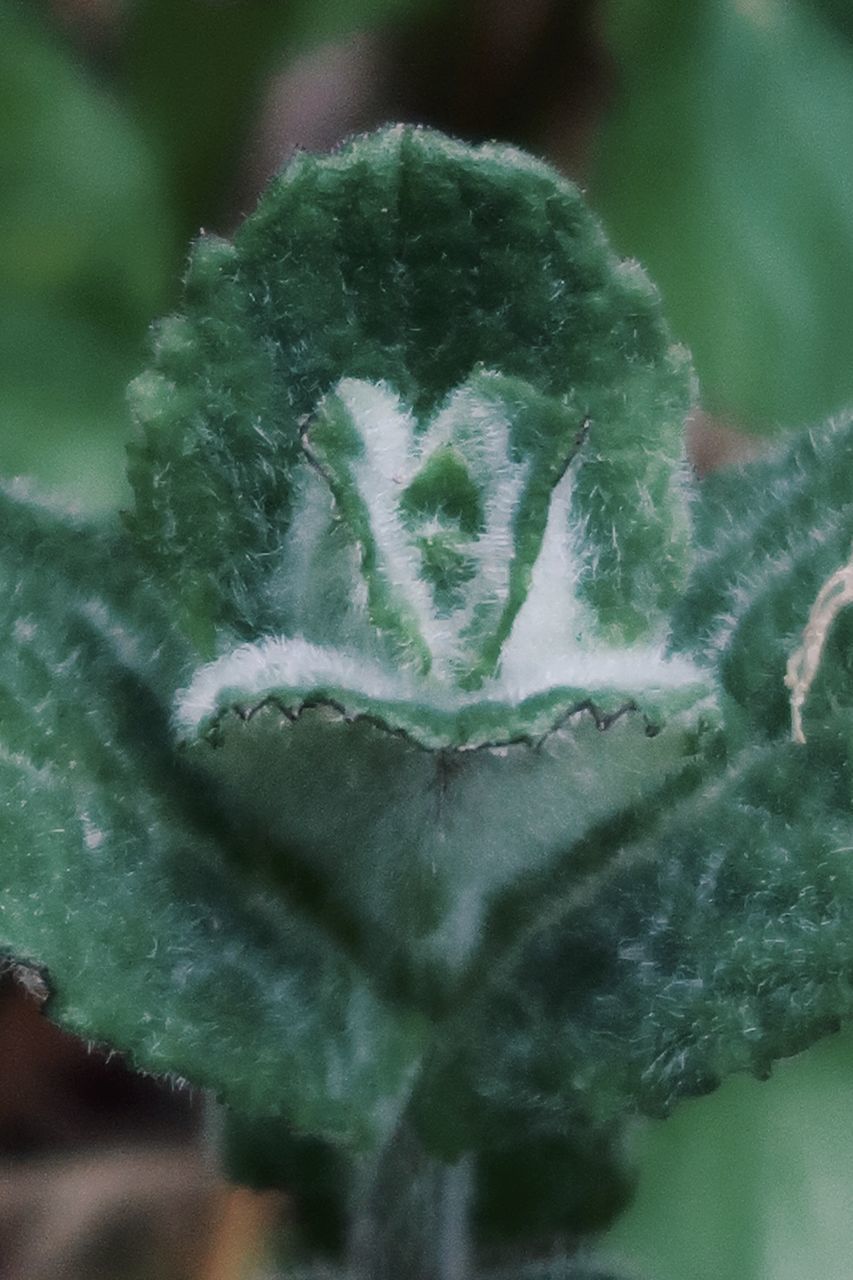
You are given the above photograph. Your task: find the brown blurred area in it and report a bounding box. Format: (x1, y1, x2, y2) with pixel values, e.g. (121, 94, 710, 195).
(2, 2, 757, 1276)
(0, 970, 288, 1279)
(242, 0, 612, 210)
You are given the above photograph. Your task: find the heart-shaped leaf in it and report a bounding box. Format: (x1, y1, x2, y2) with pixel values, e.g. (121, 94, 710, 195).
(127, 125, 693, 651)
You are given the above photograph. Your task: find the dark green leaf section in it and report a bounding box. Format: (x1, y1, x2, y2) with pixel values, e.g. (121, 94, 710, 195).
(128, 125, 691, 650)
(0, 488, 426, 1144)
(671, 409, 853, 739)
(473, 1122, 633, 1248)
(412, 730, 853, 1151)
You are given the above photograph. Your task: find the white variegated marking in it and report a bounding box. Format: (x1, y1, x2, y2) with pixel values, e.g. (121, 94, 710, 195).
(500, 466, 591, 681)
(335, 379, 448, 661)
(314, 377, 539, 680)
(175, 636, 418, 734)
(411, 376, 531, 673)
(177, 372, 705, 739)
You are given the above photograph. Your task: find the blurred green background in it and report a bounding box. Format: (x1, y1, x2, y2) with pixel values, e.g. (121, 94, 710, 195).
(2, 0, 853, 1277)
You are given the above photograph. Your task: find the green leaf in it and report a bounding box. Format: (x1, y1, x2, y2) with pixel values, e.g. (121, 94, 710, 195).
(127, 125, 693, 651)
(125, 125, 709, 1076)
(0, 486, 426, 1144)
(412, 729, 853, 1152)
(12, 115, 853, 1231)
(179, 669, 713, 1000)
(672, 408, 853, 742)
(0, 2, 175, 509)
(0, 124, 707, 1167)
(303, 372, 589, 683)
(593, 0, 853, 430)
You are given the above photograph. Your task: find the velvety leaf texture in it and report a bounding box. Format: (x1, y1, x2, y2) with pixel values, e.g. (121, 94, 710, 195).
(0, 485, 426, 1145)
(412, 732, 853, 1153)
(671, 409, 853, 741)
(127, 124, 693, 651)
(3, 124, 853, 1196)
(127, 126, 709, 1022)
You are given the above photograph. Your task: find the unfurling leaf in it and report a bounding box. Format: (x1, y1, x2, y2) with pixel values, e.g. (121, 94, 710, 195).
(127, 125, 693, 651)
(131, 127, 708, 999)
(5, 125, 853, 1200)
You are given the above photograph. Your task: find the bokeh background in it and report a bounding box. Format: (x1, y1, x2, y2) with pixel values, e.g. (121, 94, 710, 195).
(2, 0, 853, 1276)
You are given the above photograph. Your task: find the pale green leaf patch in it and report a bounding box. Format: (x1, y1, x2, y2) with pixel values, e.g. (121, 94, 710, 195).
(180, 685, 715, 989)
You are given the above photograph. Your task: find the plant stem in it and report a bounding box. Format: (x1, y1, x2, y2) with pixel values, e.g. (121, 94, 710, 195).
(347, 1122, 474, 1280)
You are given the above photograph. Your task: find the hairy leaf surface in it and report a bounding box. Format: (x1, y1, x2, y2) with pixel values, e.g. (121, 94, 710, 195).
(0, 487, 425, 1143)
(7, 124, 853, 1185)
(672, 409, 853, 741)
(127, 125, 692, 650)
(412, 731, 853, 1152)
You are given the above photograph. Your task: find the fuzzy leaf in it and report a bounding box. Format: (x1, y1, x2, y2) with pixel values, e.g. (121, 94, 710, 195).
(671, 408, 853, 742)
(179, 668, 713, 999)
(412, 729, 853, 1154)
(14, 124, 803, 1178)
(0, 487, 426, 1144)
(125, 128, 710, 1009)
(127, 125, 693, 651)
